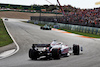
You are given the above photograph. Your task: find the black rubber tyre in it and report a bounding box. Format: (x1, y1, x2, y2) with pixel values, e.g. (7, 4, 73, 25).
(29, 49, 39, 60)
(52, 49, 61, 59)
(73, 45, 80, 55)
(40, 27, 42, 29)
(29, 49, 33, 59)
(49, 28, 51, 30)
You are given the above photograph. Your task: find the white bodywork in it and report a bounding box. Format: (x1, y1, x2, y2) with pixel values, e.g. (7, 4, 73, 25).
(50, 40, 69, 55)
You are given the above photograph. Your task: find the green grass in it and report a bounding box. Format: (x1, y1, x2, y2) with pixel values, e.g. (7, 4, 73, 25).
(59, 29, 100, 38)
(24, 21, 100, 38)
(0, 19, 13, 47)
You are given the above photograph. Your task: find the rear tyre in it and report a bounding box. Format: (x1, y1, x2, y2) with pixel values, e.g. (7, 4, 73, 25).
(49, 28, 51, 30)
(29, 49, 39, 60)
(29, 49, 33, 59)
(52, 49, 61, 59)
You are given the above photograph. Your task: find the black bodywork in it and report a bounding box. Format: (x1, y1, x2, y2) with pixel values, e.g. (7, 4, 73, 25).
(40, 25, 52, 30)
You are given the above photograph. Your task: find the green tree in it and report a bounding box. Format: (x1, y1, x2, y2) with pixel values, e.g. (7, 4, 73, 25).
(8, 5, 10, 8)
(28, 6, 34, 10)
(5, 5, 10, 8)
(5, 5, 13, 9)
(17, 6, 24, 9)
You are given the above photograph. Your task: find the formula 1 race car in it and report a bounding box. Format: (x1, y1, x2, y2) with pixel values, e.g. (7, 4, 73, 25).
(29, 40, 83, 60)
(40, 25, 52, 30)
(5, 18, 8, 21)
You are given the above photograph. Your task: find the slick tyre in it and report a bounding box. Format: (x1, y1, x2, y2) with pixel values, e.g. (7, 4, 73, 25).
(40, 27, 42, 29)
(73, 45, 80, 55)
(49, 28, 51, 30)
(29, 49, 33, 59)
(29, 49, 38, 60)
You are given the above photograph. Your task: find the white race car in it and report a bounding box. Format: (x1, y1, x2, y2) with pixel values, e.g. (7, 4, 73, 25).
(29, 40, 83, 60)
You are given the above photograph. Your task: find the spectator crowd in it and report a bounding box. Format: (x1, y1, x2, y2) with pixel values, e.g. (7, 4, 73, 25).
(31, 6, 100, 28)
(64, 7, 100, 27)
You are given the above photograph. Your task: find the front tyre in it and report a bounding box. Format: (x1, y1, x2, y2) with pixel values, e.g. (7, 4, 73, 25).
(40, 27, 43, 29)
(73, 45, 80, 55)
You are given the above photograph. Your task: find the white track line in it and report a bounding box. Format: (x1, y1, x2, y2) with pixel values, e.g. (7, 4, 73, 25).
(0, 18, 19, 59)
(0, 49, 16, 58)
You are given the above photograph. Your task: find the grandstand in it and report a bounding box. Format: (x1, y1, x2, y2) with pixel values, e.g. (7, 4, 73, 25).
(0, 3, 100, 28)
(30, 2, 100, 28)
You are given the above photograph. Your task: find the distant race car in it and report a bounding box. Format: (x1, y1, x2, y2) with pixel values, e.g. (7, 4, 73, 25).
(5, 18, 8, 21)
(29, 40, 83, 60)
(40, 25, 52, 30)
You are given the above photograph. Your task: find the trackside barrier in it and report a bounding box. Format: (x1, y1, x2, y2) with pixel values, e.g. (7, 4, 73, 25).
(0, 10, 62, 14)
(29, 20, 100, 35)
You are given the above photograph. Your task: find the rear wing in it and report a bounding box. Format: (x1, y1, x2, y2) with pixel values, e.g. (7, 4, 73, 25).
(33, 44, 50, 47)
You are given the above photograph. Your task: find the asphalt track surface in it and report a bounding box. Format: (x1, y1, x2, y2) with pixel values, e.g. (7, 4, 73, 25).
(0, 18, 100, 67)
